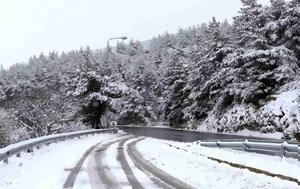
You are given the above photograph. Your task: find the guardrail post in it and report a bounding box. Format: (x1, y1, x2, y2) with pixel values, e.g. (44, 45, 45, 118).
(216, 140, 221, 148)
(27, 148, 33, 153)
(243, 140, 248, 152)
(16, 152, 21, 158)
(281, 142, 287, 160)
(4, 151, 10, 164)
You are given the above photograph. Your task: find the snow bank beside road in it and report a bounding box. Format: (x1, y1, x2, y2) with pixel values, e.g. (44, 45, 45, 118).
(136, 138, 299, 189)
(172, 140, 299, 180)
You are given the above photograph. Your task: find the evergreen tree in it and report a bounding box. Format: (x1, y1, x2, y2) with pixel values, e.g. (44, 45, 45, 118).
(282, 0, 300, 60)
(164, 49, 189, 127)
(233, 0, 268, 49)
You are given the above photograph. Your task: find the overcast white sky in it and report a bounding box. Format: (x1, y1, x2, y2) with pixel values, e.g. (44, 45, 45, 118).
(0, 0, 270, 68)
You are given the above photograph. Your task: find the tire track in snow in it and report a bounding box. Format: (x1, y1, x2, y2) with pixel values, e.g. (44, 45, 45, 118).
(63, 142, 101, 189)
(127, 137, 195, 189)
(117, 138, 145, 189)
(90, 135, 133, 189)
(63, 134, 129, 189)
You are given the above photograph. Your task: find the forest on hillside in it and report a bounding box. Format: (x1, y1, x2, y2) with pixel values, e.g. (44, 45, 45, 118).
(1, 0, 300, 147)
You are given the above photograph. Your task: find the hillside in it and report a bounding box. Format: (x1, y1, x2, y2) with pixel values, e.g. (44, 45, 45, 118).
(0, 0, 299, 147)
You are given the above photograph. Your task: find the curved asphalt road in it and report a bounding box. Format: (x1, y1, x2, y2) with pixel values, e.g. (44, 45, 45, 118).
(63, 127, 298, 188)
(117, 126, 282, 142)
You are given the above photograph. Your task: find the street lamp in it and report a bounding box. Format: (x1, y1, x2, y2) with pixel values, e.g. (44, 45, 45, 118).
(102, 36, 127, 128)
(107, 36, 127, 49)
(105, 35, 127, 71)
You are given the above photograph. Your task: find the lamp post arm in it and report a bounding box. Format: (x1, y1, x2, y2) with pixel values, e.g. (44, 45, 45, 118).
(107, 36, 128, 48)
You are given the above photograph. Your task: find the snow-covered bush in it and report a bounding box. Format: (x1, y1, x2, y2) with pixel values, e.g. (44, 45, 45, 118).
(0, 127, 9, 148)
(0, 109, 30, 147)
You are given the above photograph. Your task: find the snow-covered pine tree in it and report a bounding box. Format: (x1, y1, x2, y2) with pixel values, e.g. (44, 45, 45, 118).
(164, 48, 189, 128)
(187, 17, 230, 122)
(69, 47, 123, 129)
(282, 0, 300, 60)
(233, 0, 268, 49)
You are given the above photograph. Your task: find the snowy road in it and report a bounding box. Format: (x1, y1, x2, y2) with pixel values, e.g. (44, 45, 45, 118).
(84, 136, 193, 189)
(0, 132, 298, 189)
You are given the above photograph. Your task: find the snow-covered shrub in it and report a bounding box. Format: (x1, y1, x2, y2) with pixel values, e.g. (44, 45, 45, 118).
(0, 109, 14, 147)
(59, 122, 88, 133)
(206, 106, 260, 133)
(293, 128, 300, 142)
(9, 127, 30, 144)
(0, 128, 9, 148)
(262, 89, 300, 140)
(0, 109, 30, 147)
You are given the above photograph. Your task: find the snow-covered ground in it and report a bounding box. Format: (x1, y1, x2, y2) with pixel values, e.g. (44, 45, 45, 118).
(171, 140, 299, 180)
(0, 133, 119, 189)
(1, 132, 298, 189)
(100, 142, 132, 189)
(136, 138, 299, 189)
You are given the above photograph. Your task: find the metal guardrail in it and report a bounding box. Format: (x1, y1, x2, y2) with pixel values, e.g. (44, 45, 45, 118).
(0, 128, 118, 163)
(199, 139, 299, 160)
(118, 125, 299, 160)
